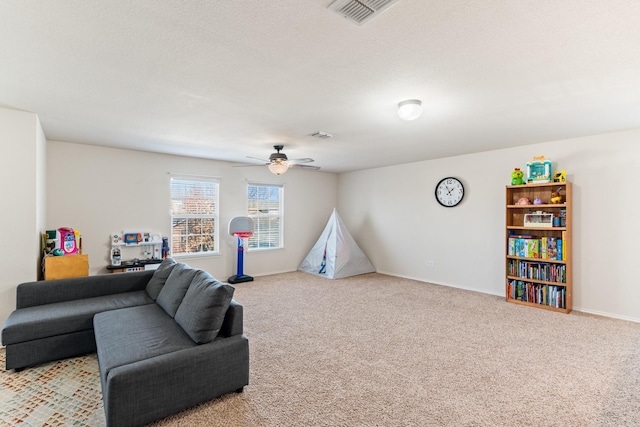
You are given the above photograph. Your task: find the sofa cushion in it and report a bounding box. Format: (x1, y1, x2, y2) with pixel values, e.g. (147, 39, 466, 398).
(94, 304, 196, 378)
(2, 291, 154, 345)
(174, 271, 235, 344)
(156, 263, 198, 318)
(145, 258, 177, 300)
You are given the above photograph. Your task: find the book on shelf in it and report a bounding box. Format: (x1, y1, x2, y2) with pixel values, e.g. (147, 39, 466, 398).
(508, 235, 564, 261)
(557, 239, 562, 261)
(547, 237, 557, 260)
(506, 279, 566, 309)
(507, 259, 566, 283)
(528, 239, 539, 259)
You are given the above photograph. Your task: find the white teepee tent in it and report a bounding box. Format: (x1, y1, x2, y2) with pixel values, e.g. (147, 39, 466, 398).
(298, 208, 375, 279)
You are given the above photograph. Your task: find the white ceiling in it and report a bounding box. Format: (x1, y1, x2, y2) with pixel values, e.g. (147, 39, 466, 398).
(1, 0, 640, 173)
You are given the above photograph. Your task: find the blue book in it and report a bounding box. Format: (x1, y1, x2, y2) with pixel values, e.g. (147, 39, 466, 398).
(557, 239, 563, 260)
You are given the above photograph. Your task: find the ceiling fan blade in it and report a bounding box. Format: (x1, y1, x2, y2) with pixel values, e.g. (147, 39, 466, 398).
(246, 155, 270, 162)
(232, 163, 269, 168)
(288, 157, 314, 164)
(289, 164, 321, 170)
(242, 149, 317, 171)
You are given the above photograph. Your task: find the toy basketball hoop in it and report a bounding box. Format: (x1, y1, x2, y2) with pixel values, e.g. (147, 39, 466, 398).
(228, 217, 254, 284)
(233, 231, 254, 239)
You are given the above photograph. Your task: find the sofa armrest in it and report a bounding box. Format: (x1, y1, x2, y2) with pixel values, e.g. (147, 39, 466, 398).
(219, 300, 243, 337)
(16, 270, 154, 308)
(218, 299, 244, 337)
(103, 335, 249, 427)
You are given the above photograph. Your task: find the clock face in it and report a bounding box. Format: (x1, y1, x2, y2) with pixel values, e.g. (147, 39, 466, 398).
(435, 177, 465, 207)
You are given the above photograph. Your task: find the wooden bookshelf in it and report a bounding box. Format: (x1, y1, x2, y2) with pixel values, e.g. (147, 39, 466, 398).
(505, 182, 572, 313)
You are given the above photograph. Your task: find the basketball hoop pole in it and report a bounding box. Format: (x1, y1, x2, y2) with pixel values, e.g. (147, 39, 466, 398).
(237, 237, 244, 277)
(228, 232, 254, 284)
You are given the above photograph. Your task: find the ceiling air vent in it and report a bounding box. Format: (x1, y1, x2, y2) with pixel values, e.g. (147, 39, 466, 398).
(328, 0, 401, 26)
(310, 131, 335, 139)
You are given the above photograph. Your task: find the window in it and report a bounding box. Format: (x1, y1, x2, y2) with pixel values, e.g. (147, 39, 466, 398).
(170, 176, 219, 256)
(247, 183, 283, 250)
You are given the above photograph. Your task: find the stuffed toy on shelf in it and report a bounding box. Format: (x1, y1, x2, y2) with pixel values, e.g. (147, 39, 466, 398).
(511, 168, 524, 185)
(550, 189, 564, 204)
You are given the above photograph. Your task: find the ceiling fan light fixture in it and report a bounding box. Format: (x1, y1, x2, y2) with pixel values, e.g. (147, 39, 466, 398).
(397, 99, 423, 121)
(268, 160, 289, 175)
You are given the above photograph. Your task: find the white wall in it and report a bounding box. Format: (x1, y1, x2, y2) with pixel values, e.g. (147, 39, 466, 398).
(47, 141, 337, 279)
(0, 107, 46, 326)
(36, 117, 47, 274)
(5, 120, 639, 325)
(338, 128, 640, 322)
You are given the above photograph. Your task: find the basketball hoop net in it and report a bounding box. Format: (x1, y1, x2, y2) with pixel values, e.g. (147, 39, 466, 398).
(233, 231, 254, 239)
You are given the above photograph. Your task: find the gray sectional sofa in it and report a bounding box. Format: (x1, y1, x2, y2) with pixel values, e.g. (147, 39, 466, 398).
(1, 258, 249, 427)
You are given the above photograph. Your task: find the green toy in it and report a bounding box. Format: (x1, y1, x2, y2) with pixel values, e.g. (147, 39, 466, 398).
(511, 168, 524, 185)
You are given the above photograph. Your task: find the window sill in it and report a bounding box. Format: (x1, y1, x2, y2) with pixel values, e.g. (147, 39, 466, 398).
(247, 246, 284, 253)
(173, 251, 221, 260)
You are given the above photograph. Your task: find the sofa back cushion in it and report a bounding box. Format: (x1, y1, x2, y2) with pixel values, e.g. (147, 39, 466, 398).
(145, 258, 177, 300)
(156, 263, 198, 318)
(174, 270, 235, 344)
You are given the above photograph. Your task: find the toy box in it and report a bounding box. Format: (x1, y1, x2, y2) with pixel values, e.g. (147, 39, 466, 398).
(524, 212, 554, 228)
(526, 156, 552, 183)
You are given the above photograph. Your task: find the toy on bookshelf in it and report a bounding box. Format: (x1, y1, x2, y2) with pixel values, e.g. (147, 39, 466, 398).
(526, 155, 552, 183)
(553, 170, 566, 182)
(516, 197, 531, 205)
(511, 168, 524, 185)
(523, 212, 554, 228)
(550, 188, 564, 204)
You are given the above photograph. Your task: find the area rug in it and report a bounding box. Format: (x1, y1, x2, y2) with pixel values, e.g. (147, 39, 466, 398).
(0, 351, 104, 426)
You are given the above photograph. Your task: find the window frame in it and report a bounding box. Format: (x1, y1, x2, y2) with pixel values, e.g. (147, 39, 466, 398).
(247, 182, 284, 252)
(170, 175, 220, 258)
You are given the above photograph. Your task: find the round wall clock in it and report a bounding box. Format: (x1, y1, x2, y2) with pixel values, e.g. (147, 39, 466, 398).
(435, 177, 465, 207)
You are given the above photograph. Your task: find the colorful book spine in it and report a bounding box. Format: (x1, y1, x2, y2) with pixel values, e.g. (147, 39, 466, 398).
(507, 277, 567, 309)
(547, 238, 557, 260)
(528, 239, 539, 259)
(557, 239, 563, 261)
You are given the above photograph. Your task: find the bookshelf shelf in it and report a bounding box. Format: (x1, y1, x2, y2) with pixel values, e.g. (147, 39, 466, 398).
(507, 226, 567, 231)
(505, 182, 572, 313)
(507, 203, 564, 209)
(506, 299, 566, 312)
(506, 255, 566, 265)
(506, 275, 566, 286)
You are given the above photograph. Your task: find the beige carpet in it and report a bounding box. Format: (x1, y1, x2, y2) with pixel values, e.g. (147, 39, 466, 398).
(2, 271, 640, 426)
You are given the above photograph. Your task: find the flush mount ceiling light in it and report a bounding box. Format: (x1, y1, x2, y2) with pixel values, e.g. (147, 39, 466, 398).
(397, 99, 423, 121)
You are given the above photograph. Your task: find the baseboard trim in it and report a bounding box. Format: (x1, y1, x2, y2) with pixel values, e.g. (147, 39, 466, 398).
(375, 270, 640, 323)
(572, 306, 640, 323)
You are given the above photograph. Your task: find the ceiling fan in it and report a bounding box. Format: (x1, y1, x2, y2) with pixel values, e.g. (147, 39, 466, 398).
(235, 145, 320, 175)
